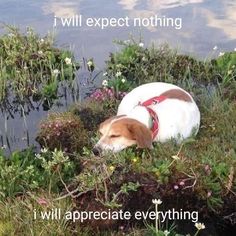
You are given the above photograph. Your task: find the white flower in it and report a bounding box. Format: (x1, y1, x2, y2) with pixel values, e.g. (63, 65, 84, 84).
(35, 153, 42, 159)
(172, 155, 180, 160)
(65, 57, 72, 65)
(40, 38, 45, 43)
(8, 33, 15, 37)
(142, 57, 147, 61)
(152, 199, 162, 205)
(38, 50, 43, 55)
(121, 78, 126, 83)
(219, 52, 225, 57)
(124, 40, 131, 44)
(53, 69, 60, 76)
(87, 60, 93, 67)
(102, 80, 108, 87)
(139, 42, 144, 47)
(1, 145, 7, 149)
(23, 65, 28, 70)
(194, 222, 206, 230)
(103, 72, 108, 76)
(164, 230, 170, 236)
(116, 71, 122, 77)
(234, 48, 236, 52)
(40, 148, 48, 153)
(213, 46, 218, 50)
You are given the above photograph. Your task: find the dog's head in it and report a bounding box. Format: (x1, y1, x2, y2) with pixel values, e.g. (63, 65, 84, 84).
(92, 116, 152, 155)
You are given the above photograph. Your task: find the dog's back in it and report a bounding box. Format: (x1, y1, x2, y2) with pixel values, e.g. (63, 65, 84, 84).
(117, 82, 200, 142)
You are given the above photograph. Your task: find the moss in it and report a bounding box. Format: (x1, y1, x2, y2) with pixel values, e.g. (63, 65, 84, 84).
(70, 99, 117, 133)
(37, 112, 88, 153)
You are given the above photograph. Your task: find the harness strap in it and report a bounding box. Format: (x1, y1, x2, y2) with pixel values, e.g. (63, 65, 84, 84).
(139, 95, 167, 139)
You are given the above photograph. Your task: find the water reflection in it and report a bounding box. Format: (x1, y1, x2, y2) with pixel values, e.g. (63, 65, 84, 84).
(42, 0, 81, 18)
(118, 0, 204, 11)
(203, 1, 236, 40)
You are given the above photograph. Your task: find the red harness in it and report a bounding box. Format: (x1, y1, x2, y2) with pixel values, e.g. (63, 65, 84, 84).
(139, 95, 167, 139)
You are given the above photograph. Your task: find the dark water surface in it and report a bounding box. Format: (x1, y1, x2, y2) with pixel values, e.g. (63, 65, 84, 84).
(0, 0, 236, 152)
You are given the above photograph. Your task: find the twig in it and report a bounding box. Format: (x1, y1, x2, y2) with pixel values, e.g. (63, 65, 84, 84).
(182, 168, 197, 190)
(54, 170, 92, 201)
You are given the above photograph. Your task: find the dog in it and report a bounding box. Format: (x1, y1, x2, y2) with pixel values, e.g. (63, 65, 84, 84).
(93, 82, 200, 154)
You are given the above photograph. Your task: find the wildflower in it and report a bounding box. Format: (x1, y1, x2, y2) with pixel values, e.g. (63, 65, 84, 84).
(179, 181, 185, 186)
(194, 222, 206, 230)
(204, 164, 211, 175)
(109, 166, 115, 171)
(132, 157, 138, 163)
(207, 191, 212, 198)
(152, 199, 162, 205)
(1, 145, 7, 149)
(37, 197, 48, 206)
(35, 153, 41, 159)
(174, 185, 179, 190)
(116, 71, 122, 77)
(142, 56, 147, 61)
(121, 78, 126, 83)
(103, 72, 108, 76)
(40, 148, 48, 153)
(40, 38, 45, 43)
(23, 65, 28, 70)
(124, 39, 131, 44)
(8, 33, 15, 37)
(121, 92, 127, 97)
(139, 42, 144, 47)
(219, 52, 225, 57)
(65, 57, 72, 65)
(87, 60, 93, 67)
(164, 230, 170, 236)
(53, 69, 60, 76)
(234, 48, 236, 52)
(38, 50, 43, 55)
(116, 64, 123, 68)
(172, 155, 180, 160)
(213, 46, 218, 50)
(228, 70, 232, 75)
(102, 79, 108, 87)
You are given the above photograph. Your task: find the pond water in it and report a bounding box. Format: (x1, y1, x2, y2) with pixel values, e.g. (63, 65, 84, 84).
(0, 0, 236, 153)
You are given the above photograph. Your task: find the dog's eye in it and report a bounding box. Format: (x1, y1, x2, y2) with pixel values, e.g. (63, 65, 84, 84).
(110, 134, 120, 138)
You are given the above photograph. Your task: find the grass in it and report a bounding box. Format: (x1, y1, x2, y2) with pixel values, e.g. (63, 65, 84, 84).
(0, 25, 79, 109)
(0, 34, 236, 235)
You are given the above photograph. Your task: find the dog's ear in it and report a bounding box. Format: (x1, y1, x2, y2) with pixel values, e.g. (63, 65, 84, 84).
(127, 122, 152, 148)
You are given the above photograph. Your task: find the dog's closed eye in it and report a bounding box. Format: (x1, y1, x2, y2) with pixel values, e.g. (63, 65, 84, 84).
(109, 134, 121, 138)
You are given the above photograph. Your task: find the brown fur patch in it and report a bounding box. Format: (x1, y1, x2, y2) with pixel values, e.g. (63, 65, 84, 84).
(112, 118, 152, 148)
(160, 89, 192, 102)
(99, 115, 125, 133)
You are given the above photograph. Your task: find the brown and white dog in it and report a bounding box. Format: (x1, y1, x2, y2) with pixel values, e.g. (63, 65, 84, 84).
(93, 82, 200, 154)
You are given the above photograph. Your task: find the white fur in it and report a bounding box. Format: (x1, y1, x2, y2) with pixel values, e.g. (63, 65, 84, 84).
(117, 82, 200, 142)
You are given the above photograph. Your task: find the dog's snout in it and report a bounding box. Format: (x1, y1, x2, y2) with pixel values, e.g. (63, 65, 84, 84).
(92, 146, 101, 156)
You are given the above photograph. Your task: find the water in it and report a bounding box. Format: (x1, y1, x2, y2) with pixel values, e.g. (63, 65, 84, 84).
(0, 0, 236, 153)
